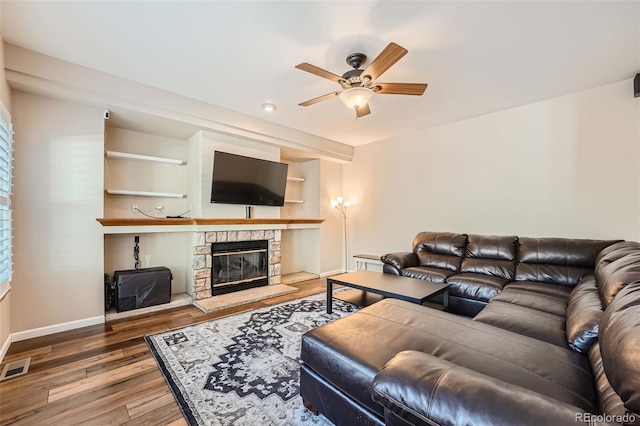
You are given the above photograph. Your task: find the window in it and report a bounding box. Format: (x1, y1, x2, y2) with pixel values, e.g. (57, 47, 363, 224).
(0, 103, 12, 296)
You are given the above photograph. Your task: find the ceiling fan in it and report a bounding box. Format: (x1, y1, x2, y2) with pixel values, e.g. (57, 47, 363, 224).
(295, 42, 428, 119)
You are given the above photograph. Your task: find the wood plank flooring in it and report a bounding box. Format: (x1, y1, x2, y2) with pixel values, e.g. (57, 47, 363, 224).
(0, 278, 329, 425)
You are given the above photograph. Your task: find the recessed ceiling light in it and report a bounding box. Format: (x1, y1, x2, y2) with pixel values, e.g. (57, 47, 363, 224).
(261, 103, 277, 112)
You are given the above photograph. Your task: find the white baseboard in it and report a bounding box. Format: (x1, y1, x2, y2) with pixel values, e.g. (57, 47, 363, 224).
(11, 315, 105, 343)
(0, 334, 11, 363)
(320, 269, 348, 277)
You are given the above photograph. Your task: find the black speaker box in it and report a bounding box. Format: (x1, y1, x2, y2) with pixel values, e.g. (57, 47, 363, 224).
(635, 73, 640, 98)
(112, 267, 172, 312)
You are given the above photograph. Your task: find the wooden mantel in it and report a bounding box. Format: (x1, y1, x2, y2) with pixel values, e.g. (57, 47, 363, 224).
(97, 218, 324, 226)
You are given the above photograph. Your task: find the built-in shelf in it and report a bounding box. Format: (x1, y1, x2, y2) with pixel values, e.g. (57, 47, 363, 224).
(97, 217, 324, 226)
(105, 189, 187, 198)
(287, 176, 305, 182)
(284, 199, 305, 204)
(105, 150, 186, 165)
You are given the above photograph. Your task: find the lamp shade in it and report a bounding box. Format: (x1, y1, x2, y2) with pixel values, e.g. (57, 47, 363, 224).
(339, 87, 374, 110)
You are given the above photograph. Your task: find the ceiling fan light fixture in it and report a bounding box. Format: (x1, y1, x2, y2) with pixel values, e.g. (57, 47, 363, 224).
(339, 87, 374, 110)
(261, 103, 277, 112)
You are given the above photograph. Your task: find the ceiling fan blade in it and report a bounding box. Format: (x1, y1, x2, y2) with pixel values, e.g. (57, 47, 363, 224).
(375, 83, 428, 96)
(356, 104, 371, 118)
(295, 63, 344, 83)
(299, 91, 340, 106)
(362, 42, 408, 81)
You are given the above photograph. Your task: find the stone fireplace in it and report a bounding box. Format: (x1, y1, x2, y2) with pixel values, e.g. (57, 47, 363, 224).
(191, 229, 281, 300)
(211, 239, 268, 295)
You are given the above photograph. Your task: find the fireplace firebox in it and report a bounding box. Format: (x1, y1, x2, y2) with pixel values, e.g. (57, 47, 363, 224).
(211, 240, 269, 295)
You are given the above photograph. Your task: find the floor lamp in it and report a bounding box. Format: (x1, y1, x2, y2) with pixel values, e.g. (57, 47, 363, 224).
(331, 197, 351, 272)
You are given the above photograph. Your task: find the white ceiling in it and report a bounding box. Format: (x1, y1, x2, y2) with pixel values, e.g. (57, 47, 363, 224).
(2, 1, 639, 146)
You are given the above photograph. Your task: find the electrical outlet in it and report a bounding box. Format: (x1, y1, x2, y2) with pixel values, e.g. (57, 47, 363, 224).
(132, 204, 139, 213)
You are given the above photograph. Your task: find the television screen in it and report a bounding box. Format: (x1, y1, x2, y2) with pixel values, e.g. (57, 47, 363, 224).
(210, 151, 289, 206)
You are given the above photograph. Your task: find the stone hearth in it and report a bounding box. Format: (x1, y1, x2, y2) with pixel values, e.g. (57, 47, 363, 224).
(192, 229, 281, 300)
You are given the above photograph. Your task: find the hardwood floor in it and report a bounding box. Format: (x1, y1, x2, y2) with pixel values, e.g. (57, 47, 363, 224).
(0, 278, 329, 425)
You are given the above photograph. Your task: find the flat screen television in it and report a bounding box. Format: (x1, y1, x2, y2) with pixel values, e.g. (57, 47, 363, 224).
(210, 151, 289, 206)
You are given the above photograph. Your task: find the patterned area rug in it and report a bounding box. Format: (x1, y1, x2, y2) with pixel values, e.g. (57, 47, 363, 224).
(145, 291, 359, 425)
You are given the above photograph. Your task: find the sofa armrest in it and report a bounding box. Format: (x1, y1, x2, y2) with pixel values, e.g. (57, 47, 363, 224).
(372, 350, 602, 426)
(381, 252, 418, 274)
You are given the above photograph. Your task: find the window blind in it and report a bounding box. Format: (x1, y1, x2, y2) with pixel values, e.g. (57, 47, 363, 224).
(0, 105, 13, 288)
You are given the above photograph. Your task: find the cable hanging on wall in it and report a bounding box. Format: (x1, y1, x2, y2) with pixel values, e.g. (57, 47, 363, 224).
(134, 235, 140, 270)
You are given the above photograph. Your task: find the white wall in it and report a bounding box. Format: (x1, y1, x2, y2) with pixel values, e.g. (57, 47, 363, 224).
(0, 24, 13, 359)
(344, 80, 640, 258)
(189, 130, 282, 219)
(319, 160, 345, 273)
(11, 91, 105, 334)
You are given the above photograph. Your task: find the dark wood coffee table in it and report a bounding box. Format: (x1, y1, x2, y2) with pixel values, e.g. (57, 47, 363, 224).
(326, 270, 449, 314)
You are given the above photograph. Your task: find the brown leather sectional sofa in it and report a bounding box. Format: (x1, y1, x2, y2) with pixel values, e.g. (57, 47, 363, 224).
(300, 232, 640, 425)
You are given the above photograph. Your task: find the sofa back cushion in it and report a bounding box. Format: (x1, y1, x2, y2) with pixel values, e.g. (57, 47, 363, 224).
(594, 241, 640, 307)
(460, 234, 518, 280)
(515, 238, 618, 287)
(566, 274, 603, 353)
(595, 241, 640, 266)
(412, 232, 467, 272)
(595, 253, 640, 308)
(599, 282, 640, 416)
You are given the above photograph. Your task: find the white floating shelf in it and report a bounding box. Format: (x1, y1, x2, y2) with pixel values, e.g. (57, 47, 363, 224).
(105, 150, 186, 165)
(106, 189, 187, 198)
(287, 176, 305, 182)
(284, 199, 305, 204)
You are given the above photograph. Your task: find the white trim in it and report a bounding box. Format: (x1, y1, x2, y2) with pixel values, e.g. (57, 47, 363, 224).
(0, 102, 10, 124)
(10, 315, 105, 342)
(0, 283, 9, 302)
(320, 269, 345, 278)
(0, 333, 11, 363)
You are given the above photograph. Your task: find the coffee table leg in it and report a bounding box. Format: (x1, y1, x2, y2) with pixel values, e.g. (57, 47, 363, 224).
(443, 288, 450, 312)
(327, 280, 333, 314)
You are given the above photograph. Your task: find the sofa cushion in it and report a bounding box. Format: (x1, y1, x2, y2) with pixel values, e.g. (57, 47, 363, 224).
(504, 281, 572, 300)
(515, 237, 618, 286)
(380, 252, 418, 272)
(301, 299, 596, 414)
(473, 300, 568, 347)
(595, 252, 640, 307)
(566, 275, 603, 353)
(599, 282, 640, 415)
(402, 266, 454, 283)
(588, 343, 628, 418)
(595, 240, 640, 266)
(489, 287, 567, 317)
(446, 272, 508, 302)
(412, 232, 467, 272)
(460, 234, 518, 280)
(372, 351, 589, 426)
